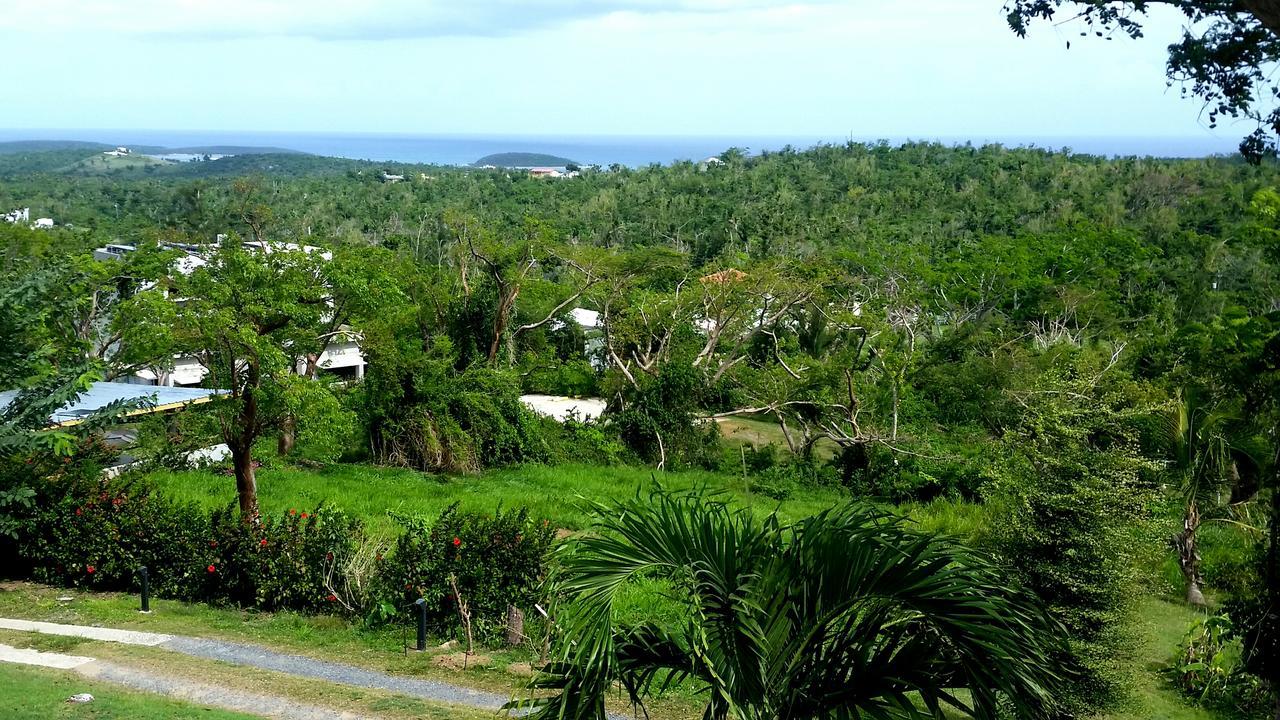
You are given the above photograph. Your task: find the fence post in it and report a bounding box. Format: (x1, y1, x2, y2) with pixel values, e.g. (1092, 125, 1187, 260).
(414, 598, 427, 652)
(138, 566, 151, 614)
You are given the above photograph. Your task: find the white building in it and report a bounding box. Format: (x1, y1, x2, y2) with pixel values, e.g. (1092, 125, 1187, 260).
(2, 207, 29, 224)
(33, 218, 53, 229)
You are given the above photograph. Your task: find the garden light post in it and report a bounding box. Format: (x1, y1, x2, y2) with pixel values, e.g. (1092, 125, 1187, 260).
(414, 598, 427, 652)
(138, 566, 150, 614)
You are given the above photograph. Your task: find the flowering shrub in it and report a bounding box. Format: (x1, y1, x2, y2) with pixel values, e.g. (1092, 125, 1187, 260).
(23, 477, 206, 596)
(17, 476, 553, 637)
(197, 504, 362, 612)
(21, 476, 363, 613)
(375, 503, 555, 640)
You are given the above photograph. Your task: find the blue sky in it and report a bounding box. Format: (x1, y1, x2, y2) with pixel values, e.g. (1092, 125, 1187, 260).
(0, 1, 1239, 140)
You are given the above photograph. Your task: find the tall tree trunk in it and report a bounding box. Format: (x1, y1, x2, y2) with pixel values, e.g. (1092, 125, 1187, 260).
(232, 445, 259, 520)
(277, 416, 297, 456)
(488, 287, 519, 365)
(1178, 499, 1206, 606)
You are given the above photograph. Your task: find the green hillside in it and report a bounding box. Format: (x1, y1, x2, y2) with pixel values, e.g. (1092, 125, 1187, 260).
(473, 151, 577, 167)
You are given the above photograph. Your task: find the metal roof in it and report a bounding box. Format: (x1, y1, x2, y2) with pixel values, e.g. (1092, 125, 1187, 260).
(0, 381, 223, 427)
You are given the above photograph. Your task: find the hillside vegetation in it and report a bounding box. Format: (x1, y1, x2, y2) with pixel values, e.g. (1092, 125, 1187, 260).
(474, 151, 577, 167)
(1, 141, 1277, 719)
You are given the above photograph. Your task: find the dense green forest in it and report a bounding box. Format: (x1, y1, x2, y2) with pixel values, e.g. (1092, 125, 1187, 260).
(2, 141, 1279, 719)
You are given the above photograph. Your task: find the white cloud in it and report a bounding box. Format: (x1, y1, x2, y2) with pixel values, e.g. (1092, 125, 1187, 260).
(0, 0, 845, 40)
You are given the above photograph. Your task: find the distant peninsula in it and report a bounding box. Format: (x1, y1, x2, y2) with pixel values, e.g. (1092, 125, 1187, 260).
(473, 152, 577, 168)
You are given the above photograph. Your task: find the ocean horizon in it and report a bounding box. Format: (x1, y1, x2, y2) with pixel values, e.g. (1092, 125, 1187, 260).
(0, 128, 1242, 167)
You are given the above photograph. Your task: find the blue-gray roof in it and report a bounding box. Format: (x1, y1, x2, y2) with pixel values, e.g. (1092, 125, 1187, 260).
(0, 381, 222, 426)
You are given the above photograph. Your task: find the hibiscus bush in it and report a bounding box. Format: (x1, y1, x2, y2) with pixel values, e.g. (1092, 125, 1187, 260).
(22, 476, 207, 596)
(375, 503, 556, 640)
(17, 475, 555, 638)
(196, 504, 363, 612)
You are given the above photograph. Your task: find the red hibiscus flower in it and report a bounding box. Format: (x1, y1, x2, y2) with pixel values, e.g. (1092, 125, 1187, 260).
(301, 512, 309, 519)
(85, 565, 95, 574)
(326, 594, 337, 602)
(207, 564, 216, 573)
(289, 509, 297, 516)
(259, 539, 268, 547)
(452, 537, 461, 547)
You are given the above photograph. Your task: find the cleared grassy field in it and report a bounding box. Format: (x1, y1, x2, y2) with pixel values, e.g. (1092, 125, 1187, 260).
(145, 462, 855, 535)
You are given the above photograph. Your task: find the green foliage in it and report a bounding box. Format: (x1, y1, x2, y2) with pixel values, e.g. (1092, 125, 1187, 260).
(200, 503, 363, 612)
(611, 361, 714, 468)
(21, 476, 209, 596)
(374, 503, 556, 641)
(16, 471, 555, 627)
(983, 352, 1163, 715)
(1168, 614, 1272, 718)
(522, 489, 1068, 720)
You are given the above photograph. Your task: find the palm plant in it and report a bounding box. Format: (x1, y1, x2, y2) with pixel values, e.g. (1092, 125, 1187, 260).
(518, 490, 1067, 720)
(1163, 388, 1260, 606)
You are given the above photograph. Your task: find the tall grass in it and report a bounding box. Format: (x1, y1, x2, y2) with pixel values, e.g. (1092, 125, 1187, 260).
(144, 462, 855, 536)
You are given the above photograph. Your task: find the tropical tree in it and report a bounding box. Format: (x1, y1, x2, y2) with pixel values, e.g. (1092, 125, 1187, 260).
(520, 490, 1068, 720)
(171, 242, 353, 518)
(1005, 0, 1280, 159)
(1162, 389, 1259, 606)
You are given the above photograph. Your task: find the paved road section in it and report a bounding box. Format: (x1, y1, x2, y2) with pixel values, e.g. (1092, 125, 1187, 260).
(0, 641, 94, 669)
(0, 617, 172, 646)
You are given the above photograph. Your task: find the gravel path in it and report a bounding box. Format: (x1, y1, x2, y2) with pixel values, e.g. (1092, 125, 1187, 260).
(0, 617, 515, 714)
(80, 660, 374, 720)
(161, 636, 511, 710)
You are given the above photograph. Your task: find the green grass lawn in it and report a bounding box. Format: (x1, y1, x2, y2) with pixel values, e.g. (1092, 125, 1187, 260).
(1107, 597, 1222, 720)
(0, 662, 260, 720)
(145, 462, 854, 535)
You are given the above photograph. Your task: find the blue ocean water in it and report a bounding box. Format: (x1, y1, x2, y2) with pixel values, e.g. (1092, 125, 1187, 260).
(0, 128, 1241, 166)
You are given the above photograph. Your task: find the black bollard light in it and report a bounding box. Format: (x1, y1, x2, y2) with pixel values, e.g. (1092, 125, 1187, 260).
(138, 566, 151, 614)
(414, 597, 427, 652)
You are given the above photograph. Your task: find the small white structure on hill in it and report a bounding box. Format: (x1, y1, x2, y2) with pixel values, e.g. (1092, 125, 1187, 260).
(519, 394, 606, 422)
(3, 207, 29, 224)
(33, 218, 53, 229)
(104, 147, 132, 157)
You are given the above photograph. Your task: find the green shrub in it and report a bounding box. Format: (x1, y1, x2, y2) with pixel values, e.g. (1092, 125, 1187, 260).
(1168, 614, 1271, 718)
(198, 504, 364, 612)
(550, 414, 626, 465)
(375, 503, 556, 642)
(22, 476, 207, 597)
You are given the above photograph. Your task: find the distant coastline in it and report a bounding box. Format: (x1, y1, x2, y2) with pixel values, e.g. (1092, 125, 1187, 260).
(0, 129, 1243, 167)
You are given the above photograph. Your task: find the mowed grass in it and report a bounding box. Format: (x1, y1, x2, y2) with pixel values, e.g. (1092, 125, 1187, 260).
(0, 583, 1220, 720)
(0, 662, 260, 720)
(1107, 597, 1221, 720)
(145, 462, 854, 535)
